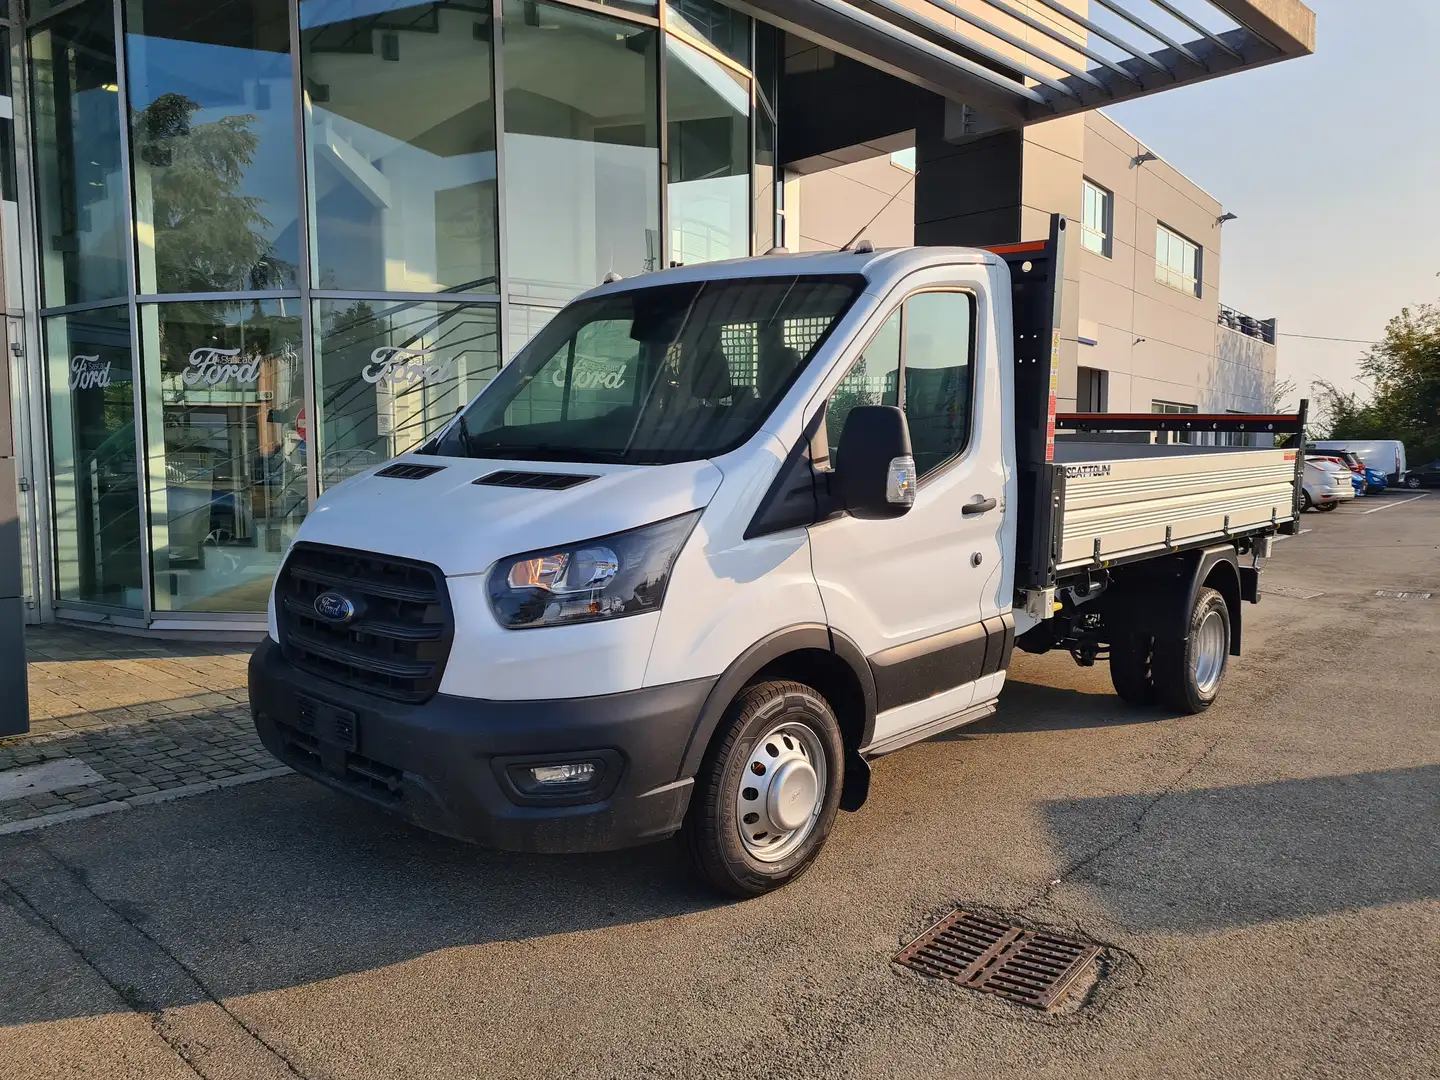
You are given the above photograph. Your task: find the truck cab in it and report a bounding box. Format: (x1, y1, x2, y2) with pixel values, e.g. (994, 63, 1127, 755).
(250, 221, 1301, 896)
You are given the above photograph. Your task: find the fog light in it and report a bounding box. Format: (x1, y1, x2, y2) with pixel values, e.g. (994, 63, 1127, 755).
(528, 762, 597, 786)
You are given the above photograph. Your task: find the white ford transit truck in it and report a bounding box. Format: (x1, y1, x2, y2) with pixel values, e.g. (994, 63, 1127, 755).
(250, 217, 1306, 896)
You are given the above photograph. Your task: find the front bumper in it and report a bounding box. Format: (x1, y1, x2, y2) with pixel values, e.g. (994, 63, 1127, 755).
(249, 638, 715, 853)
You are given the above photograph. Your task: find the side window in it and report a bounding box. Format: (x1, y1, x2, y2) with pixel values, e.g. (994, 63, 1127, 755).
(821, 309, 900, 467)
(902, 292, 974, 476)
(504, 319, 639, 427)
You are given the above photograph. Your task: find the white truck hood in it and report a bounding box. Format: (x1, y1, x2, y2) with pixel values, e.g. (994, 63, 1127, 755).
(295, 456, 725, 577)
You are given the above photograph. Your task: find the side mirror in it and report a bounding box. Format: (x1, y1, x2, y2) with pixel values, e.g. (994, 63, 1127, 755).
(835, 405, 917, 519)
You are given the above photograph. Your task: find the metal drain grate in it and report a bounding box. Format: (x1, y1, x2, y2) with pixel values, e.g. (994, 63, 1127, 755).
(893, 910, 1101, 1010)
(1374, 589, 1432, 600)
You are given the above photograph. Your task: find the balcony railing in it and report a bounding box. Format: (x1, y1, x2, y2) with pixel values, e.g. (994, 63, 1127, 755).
(1219, 304, 1276, 345)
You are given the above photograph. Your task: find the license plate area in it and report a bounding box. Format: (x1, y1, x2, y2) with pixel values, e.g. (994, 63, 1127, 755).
(294, 694, 359, 751)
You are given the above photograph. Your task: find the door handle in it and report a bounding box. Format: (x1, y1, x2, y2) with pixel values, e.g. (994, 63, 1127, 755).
(962, 495, 998, 516)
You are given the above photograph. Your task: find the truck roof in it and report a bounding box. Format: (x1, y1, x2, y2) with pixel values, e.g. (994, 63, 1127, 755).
(581, 246, 997, 303)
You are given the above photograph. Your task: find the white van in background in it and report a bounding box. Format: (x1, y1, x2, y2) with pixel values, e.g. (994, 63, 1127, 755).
(1309, 439, 1406, 484)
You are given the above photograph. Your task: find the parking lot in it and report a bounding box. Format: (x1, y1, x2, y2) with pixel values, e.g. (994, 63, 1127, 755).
(2, 492, 1436, 1080)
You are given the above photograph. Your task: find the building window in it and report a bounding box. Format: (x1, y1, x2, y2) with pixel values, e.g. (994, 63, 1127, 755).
(502, 0, 660, 307)
(890, 147, 916, 171)
(1081, 179, 1112, 257)
(139, 300, 305, 612)
(1155, 223, 1201, 297)
(125, 0, 299, 294)
(29, 1, 129, 308)
(1152, 399, 1198, 444)
(313, 298, 499, 491)
(666, 0, 750, 65)
(667, 34, 750, 266)
(44, 305, 143, 609)
(1077, 366, 1108, 412)
(300, 1, 499, 296)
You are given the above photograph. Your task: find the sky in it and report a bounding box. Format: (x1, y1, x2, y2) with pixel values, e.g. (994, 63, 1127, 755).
(1103, 0, 1440, 410)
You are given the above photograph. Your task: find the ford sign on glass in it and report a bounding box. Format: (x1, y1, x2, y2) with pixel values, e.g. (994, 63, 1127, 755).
(314, 591, 357, 624)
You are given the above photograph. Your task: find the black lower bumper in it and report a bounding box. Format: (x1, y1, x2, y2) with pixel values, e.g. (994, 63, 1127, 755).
(249, 638, 715, 853)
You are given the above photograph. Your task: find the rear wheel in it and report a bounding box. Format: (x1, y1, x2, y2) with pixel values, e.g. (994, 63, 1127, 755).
(683, 680, 844, 898)
(1109, 634, 1157, 706)
(1300, 490, 1313, 511)
(1153, 587, 1230, 715)
(1318, 501, 1338, 512)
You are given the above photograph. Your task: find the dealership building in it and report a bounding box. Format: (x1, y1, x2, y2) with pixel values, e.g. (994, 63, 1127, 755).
(0, 0, 1313, 643)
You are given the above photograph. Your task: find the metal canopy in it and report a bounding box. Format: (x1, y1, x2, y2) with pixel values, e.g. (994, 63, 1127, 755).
(735, 0, 1315, 126)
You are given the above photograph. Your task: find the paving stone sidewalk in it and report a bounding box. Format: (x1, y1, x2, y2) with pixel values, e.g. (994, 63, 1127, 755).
(0, 624, 283, 832)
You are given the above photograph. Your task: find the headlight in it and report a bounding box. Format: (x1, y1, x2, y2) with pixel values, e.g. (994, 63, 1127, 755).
(487, 510, 702, 630)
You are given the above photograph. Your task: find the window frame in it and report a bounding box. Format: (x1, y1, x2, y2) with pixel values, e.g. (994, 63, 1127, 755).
(1080, 179, 1113, 258)
(818, 286, 979, 483)
(1154, 222, 1202, 298)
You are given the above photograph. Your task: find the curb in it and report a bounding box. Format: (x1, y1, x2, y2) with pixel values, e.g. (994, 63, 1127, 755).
(0, 766, 292, 837)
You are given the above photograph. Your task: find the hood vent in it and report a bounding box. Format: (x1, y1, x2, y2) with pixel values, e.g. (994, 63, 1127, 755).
(474, 470, 597, 491)
(376, 462, 447, 480)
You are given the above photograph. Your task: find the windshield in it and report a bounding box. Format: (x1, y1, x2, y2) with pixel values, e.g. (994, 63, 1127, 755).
(426, 275, 865, 465)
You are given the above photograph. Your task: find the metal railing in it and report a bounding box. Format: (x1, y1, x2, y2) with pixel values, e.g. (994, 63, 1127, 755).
(1218, 303, 1276, 345)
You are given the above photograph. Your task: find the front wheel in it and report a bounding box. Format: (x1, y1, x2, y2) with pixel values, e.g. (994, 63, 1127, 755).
(683, 680, 844, 898)
(1407, 476, 1422, 489)
(1152, 586, 1231, 715)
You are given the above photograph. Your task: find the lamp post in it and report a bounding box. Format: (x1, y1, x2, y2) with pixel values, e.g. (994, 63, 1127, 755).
(1, 339, 27, 736)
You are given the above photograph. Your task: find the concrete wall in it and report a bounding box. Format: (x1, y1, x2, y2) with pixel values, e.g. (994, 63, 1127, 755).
(792, 155, 916, 252)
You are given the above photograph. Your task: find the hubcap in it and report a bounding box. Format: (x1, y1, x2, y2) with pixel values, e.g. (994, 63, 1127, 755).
(1193, 609, 1227, 695)
(736, 721, 828, 863)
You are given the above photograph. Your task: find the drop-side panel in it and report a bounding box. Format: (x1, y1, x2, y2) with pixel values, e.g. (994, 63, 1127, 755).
(1052, 445, 1297, 571)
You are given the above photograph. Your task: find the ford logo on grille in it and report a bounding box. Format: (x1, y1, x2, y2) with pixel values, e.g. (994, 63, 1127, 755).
(314, 590, 357, 624)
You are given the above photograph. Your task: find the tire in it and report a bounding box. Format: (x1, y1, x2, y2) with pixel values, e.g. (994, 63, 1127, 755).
(1317, 501, 1338, 512)
(1300, 490, 1313, 511)
(1109, 634, 1157, 706)
(683, 680, 845, 898)
(1152, 587, 1231, 715)
(1407, 476, 1422, 489)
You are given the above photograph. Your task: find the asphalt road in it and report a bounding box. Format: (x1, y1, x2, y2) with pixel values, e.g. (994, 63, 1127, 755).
(3, 493, 1437, 1080)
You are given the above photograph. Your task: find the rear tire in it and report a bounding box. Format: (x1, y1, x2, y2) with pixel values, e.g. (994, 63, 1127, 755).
(683, 680, 844, 898)
(1317, 502, 1338, 512)
(1153, 587, 1230, 715)
(1109, 634, 1157, 706)
(1300, 490, 1313, 511)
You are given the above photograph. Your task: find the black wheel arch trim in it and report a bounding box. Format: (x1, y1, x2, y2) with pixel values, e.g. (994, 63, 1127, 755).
(1099, 544, 1243, 654)
(676, 624, 879, 782)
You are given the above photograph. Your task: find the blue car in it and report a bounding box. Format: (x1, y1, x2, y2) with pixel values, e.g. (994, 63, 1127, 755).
(1362, 466, 1388, 495)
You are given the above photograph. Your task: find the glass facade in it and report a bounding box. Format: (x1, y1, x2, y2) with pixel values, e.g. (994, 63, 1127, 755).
(13, 0, 772, 623)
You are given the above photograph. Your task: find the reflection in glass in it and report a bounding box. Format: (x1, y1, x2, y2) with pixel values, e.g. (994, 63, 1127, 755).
(753, 105, 774, 254)
(139, 301, 305, 612)
(903, 291, 974, 476)
(301, 1, 499, 295)
(502, 1, 659, 306)
(314, 299, 498, 489)
(29, 2, 129, 307)
(126, 0, 299, 294)
(667, 35, 749, 266)
(667, 0, 750, 66)
(45, 306, 143, 609)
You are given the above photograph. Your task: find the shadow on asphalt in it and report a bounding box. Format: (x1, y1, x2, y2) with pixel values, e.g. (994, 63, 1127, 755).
(1041, 764, 1440, 932)
(0, 776, 722, 1025)
(939, 676, 1177, 739)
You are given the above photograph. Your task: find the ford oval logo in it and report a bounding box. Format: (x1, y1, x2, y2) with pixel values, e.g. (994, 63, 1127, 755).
(314, 591, 356, 624)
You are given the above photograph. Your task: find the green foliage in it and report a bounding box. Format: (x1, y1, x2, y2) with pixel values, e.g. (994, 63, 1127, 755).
(1309, 302, 1440, 464)
(132, 93, 293, 294)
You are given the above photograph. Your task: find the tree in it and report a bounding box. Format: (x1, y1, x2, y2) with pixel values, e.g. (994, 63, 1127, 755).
(132, 93, 295, 295)
(1310, 301, 1440, 462)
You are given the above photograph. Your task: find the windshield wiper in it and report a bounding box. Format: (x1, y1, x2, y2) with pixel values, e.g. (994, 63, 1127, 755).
(455, 411, 479, 457)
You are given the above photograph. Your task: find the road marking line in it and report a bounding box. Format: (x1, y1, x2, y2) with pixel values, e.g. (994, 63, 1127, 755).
(1361, 494, 1427, 514)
